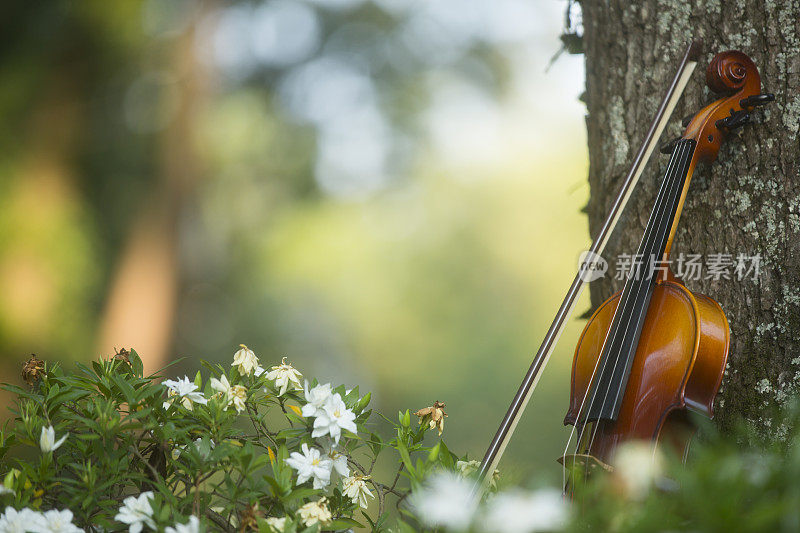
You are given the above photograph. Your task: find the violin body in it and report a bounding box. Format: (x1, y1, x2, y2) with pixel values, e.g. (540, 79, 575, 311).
(565, 276, 729, 464)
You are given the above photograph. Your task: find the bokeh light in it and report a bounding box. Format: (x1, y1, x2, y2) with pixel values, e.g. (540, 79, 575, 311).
(0, 0, 588, 487)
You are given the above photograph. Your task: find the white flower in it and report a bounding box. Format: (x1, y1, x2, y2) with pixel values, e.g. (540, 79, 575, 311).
(165, 516, 200, 533)
(301, 382, 333, 417)
(296, 498, 331, 527)
(324, 445, 350, 478)
(114, 492, 156, 533)
(210, 374, 231, 397)
(285, 443, 332, 489)
(163, 376, 207, 411)
(266, 358, 302, 396)
(40, 425, 68, 453)
(210, 375, 248, 413)
(612, 441, 664, 497)
(229, 385, 247, 413)
(342, 475, 374, 509)
(409, 472, 477, 530)
(0, 486, 13, 496)
(264, 517, 286, 532)
(480, 490, 567, 533)
(0, 507, 46, 533)
(311, 394, 357, 444)
(232, 345, 260, 377)
(33, 509, 83, 533)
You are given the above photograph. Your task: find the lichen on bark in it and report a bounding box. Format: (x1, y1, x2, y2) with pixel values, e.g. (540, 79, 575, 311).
(580, 0, 800, 432)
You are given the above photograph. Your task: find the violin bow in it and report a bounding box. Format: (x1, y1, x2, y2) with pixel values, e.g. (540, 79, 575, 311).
(477, 40, 704, 488)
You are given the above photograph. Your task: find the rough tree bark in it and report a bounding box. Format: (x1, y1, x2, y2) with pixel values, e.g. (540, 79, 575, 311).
(580, 0, 800, 433)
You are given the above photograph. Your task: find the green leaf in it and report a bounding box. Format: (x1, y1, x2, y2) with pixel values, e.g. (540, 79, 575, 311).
(428, 441, 440, 462)
(328, 517, 364, 529)
(355, 391, 371, 413)
(368, 432, 383, 457)
(438, 440, 456, 469)
(274, 445, 292, 492)
(0, 384, 30, 397)
(396, 439, 416, 478)
(275, 427, 308, 441)
(284, 487, 319, 502)
(343, 386, 360, 407)
(109, 374, 137, 406)
(199, 360, 224, 379)
(393, 518, 419, 533)
(400, 409, 411, 428)
(263, 475, 282, 497)
(148, 355, 184, 379)
(130, 349, 144, 377)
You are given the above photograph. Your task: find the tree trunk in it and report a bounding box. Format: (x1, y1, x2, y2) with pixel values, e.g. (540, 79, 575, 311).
(580, 0, 800, 432)
(97, 3, 212, 372)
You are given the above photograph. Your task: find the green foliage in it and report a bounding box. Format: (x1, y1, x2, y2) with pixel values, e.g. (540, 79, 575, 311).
(568, 406, 800, 533)
(0, 350, 466, 531)
(6, 349, 800, 532)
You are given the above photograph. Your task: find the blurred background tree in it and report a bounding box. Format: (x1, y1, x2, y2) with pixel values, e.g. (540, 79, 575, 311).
(0, 0, 589, 484)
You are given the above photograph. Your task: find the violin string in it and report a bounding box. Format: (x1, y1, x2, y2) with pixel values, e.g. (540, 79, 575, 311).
(570, 139, 685, 443)
(602, 142, 693, 430)
(571, 140, 690, 482)
(581, 140, 690, 460)
(581, 140, 692, 462)
(560, 141, 684, 493)
(573, 140, 689, 491)
(562, 325, 618, 492)
(560, 140, 687, 492)
(578, 142, 689, 482)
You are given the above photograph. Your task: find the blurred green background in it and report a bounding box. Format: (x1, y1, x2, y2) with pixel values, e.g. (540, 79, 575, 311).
(0, 0, 588, 485)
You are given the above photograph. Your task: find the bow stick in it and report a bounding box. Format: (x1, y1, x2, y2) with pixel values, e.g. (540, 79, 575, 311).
(477, 40, 704, 488)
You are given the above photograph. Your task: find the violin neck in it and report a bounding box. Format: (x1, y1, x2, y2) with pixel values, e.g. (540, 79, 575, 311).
(632, 139, 697, 278)
(582, 139, 697, 424)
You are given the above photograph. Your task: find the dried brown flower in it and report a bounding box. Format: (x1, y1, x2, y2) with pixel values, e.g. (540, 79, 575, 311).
(238, 502, 265, 532)
(21, 355, 45, 386)
(414, 400, 448, 436)
(113, 347, 131, 366)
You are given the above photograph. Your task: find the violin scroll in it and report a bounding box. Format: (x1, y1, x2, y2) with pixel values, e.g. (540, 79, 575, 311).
(706, 51, 758, 94)
(683, 50, 771, 163)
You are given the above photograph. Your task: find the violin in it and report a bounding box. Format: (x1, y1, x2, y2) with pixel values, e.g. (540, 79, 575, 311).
(560, 50, 773, 488)
(477, 42, 705, 488)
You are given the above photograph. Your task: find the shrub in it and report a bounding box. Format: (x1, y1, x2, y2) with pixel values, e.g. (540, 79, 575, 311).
(5, 347, 794, 532)
(0, 348, 471, 531)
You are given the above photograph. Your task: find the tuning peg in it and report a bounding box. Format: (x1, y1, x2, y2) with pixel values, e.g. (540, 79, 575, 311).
(740, 93, 775, 108)
(716, 110, 751, 131)
(659, 137, 681, 154)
